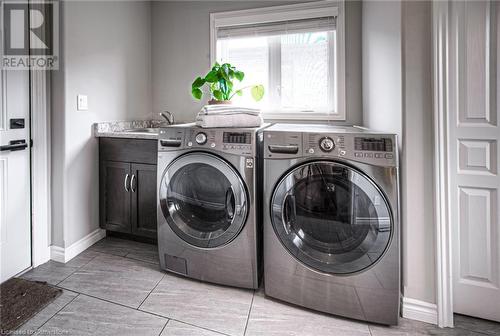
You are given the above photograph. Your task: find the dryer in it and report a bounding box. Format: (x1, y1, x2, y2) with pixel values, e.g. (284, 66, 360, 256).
(262, 123, 400, 325)
(157, 124, 264, 289)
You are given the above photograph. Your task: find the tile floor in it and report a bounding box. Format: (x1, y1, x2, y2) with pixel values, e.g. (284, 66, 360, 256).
(17, 237, 500, 336)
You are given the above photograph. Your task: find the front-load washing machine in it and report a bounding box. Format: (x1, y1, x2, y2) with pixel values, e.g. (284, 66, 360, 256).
(157, 124, 264, 289)
(262, 123, 400, 325)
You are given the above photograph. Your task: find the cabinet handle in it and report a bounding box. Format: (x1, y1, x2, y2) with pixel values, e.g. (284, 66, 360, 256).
(131, 174, 136, 193)
(124, 174, 130, 192)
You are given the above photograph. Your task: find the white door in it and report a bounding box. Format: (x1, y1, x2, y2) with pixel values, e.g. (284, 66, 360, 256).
(0, 71, 31, 279)
(449, 0, 500, 322)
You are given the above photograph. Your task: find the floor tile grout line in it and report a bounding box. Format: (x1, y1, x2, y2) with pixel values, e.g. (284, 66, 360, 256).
(159, 318, 232, 336)
(137, 272, 166, 309)
(91, 247, 160, 269)
(54, 290, 145, 312)
(34, 293, 80, 332)
(53, 266, 80, 287)
(53, 253, 101, 286)
(51, 285, 81, 296)
(158, 318, 170, 336)
(243, 290, 256, 336)
(124, 255, 159, 266)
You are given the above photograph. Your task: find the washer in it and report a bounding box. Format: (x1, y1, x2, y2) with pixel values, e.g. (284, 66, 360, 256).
(157, 124, 264, 289)
(262, 123, 400, 325)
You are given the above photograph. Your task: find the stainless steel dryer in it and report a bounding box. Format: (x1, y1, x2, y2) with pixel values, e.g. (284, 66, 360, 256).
(157, 124, 264, 289)
(262, 123, 400, 325)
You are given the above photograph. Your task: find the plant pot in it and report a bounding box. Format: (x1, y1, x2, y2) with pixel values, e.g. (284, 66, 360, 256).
(208, 99, 232, 105)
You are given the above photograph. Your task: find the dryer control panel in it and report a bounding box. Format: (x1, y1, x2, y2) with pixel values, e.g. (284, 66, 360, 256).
(263, 124, 398, 167)
(158, 125, 259, 157)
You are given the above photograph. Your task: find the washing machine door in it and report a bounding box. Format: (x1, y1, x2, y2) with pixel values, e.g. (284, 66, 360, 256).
(271, 161, 393, 275)
(159, 152, 248, 248)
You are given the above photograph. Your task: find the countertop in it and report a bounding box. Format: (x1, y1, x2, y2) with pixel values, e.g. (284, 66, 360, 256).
(93, 120, 163, 140)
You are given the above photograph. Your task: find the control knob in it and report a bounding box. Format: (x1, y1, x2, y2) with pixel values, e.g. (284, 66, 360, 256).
(319, 137, 335, 152)
(195, 132, 207, 145)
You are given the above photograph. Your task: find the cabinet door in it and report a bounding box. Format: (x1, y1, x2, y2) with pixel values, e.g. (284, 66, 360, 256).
(130, 163, 157, 238)
(100, 161, 131, 233)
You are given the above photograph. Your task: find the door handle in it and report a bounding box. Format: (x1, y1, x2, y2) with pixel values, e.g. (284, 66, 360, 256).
(160, 139, 182, 147)
(124, 174, 130, 192)
(130, 174, 136, 193)
(0, 140, 28, 152)
(268, 145, 299, 154)
(225, 186, 235, 220)
(283, 194, 296, 233)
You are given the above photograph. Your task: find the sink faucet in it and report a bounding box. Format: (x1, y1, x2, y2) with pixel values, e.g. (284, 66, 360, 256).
(159, 111, 175, 125)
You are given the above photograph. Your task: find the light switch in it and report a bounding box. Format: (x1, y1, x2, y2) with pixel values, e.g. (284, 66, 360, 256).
(77, 94, 88, 111)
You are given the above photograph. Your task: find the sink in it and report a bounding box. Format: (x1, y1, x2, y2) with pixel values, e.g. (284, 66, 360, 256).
(122, 128, 159, 133)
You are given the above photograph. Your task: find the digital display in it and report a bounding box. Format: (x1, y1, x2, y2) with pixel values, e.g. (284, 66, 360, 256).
(354, 137, 393, 152)
(223, 132, 251, 144)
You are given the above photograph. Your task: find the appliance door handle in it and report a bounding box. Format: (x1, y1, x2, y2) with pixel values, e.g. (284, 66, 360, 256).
(0, 140, 28, 152)
(225, 186, 235, 221)
(124, 174, 130, 192)
(130, 174, 136, 193)
(160, 139, 182, 147)
(268, 145, 299, 154)
(283, 194, 296, 233)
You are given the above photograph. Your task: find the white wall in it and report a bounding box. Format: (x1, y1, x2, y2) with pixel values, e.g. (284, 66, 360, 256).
(401, 1, 436, 305)
(151, 0, 362, 125)
(362, 0, 402, 138)
(362, 0, 436, 306)
(51, 0, 152, 247)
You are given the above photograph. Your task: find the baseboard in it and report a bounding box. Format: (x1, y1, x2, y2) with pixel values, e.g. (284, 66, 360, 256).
(50, 245, 66, 263)
(50, 228, 106, 263)
(402, 297, 438, 325)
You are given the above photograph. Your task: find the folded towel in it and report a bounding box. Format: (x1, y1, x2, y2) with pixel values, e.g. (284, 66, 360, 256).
(202, 104, 260, 112)
(200, 110, 261, 116)
(195, 113, 263, 128)
(201, 105, 261, 116)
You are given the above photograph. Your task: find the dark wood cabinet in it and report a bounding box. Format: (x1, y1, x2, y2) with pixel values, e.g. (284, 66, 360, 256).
(100, 161, 131, 233)
(99, 138, 157, 239)
(131, 163, 157, 238)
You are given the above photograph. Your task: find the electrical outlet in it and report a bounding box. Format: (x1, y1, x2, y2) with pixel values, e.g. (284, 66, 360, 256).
(77, 94, 88, 111)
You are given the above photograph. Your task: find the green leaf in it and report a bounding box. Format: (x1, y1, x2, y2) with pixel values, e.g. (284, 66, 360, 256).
(218, 79, 227, 96)
(192, 88, 203, 100)
(234, 71, 244, 82)
(212, 90, 223, 100)
(192, 77, 205, 89)
(205, 70, 219, 83)
(235, 90, 243, 96)
(251, 85, 265, 101)
(219, 69, 230, 81)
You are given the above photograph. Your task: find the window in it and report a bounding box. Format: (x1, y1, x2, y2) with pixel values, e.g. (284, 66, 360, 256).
(211, 1, 345, 120)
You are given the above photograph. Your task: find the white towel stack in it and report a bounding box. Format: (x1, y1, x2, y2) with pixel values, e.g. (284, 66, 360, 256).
(195, 105, 263, 128)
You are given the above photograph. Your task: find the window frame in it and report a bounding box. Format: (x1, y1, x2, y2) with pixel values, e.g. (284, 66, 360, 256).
(210, 0, 346, 121)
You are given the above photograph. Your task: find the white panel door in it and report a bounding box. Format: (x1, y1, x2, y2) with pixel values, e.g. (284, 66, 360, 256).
(0, 65, 31, 280)
(449, 0, 500, 322)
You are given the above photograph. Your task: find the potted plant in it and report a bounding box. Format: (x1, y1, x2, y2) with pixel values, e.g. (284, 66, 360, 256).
(191, 62, 264, 104)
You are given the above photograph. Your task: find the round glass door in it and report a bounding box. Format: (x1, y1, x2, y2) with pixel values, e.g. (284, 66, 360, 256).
(271, 161, 393, 275)
(159, 152, 248, 248)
